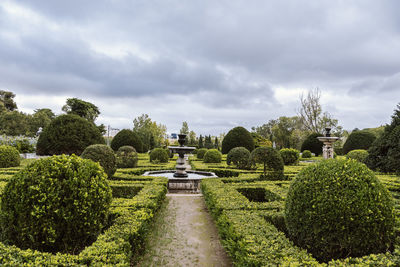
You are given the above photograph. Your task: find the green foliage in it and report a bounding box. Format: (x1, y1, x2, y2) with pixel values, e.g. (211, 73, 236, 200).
(343, 130, 376, 154)
(285, 159, 395, 262)
(62, 98, 100, 122)
(279, 148, 300, 165)
(367, 105, 400, 173)
(300, 133, 323, 156)
(111, 129, 144, 152)
(0, 145, 20, 168)
(251, 147, 284, 179)
(196, 148, 208, 159)
(346, 149, 369, 163)
(222, 126, 255, 154)
(227, 147, 251, 169)
(0, 110, 33, 136)
(81, 144, 117, 177)
(149, 148, 169, 163)
(133, 114, 167, 151)
(36, 114, 104, 155)
(116, 146, 138, 168)
(203, 149, 222, 163)
(0, 155, 112, 253)
(301, 149, 312, 158)
(0, 90, 17, 112)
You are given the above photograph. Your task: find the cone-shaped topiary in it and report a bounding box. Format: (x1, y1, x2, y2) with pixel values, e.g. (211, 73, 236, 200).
(251, 147, 284, 180)
(227, 147, 251, 169)
(343, 130, 376, 154)
(150, 148, 169, 163)
(0, 145, 20, 168)
(116, 146, 138, 168)
(111, 129, 144, 153)
(300, 133, 323, 156)
(285, 159, 395, 262)
(81, 144, 116, 177)
(196, 148, 208, 159)
(279, 148, 300, 165)
(203, 149, 222, 163)
(36, 114, 104, 156)
(222, 126, 255, 154)
(0, 155, 112, 253)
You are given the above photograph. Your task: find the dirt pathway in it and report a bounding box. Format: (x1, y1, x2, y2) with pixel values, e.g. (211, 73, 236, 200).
(136, 194, 232, 267)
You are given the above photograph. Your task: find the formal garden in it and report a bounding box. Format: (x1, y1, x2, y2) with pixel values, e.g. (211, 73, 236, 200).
(1, 94, 400, 266)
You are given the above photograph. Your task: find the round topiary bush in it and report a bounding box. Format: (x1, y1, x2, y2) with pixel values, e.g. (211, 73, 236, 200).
(251, 147, 284, 180)
(285, 159, 395, 262)
(301, 133, 323, 156)
(81, 144, 117, 177)
(301, 150, 312, 158)
(110, 129, 144, 153)
(150, 148, 169, 163)
(116, 146, 138, 168)
(343, 130, 376, 154)
(221, 126, 255, 154)
(196, 148, 208, 159)
(279, 148, 300, 165)
(0, 155, 112, 253)
(227, 147, 251, 169)
(203, 149, 222, 163)
(0, 145, 20, 168)
(36, 114, 104, 156)
(346, 149, 369, 163)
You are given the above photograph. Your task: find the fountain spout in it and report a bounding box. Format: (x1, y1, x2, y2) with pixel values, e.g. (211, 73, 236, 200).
(168, 134, 195, 178)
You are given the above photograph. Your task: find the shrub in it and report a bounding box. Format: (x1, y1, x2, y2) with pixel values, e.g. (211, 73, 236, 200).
(116, 146, 138, 168)
(0, 145, 20, 168)
(111, 129, 144, 153)
(149, 148, 169, 163)
(343, 130, 376, 154)
(222, 126, 255, 154)
(346, 149, 369, 163)
(301, 150, 312, 158)
(251, 147, 284, 179)
(197, 148, 208, 159)
(203, 149, 222, 163)
(81, 144, 117, 177)
(14, 139, 35, 153)
(0, 155, 112, 253)
(227, 147, 251, 169)
(36, 114, 104, 156)
(279, 148, 300, 165)
(285, 159, 395, 262)
(300, 133, 323, 156)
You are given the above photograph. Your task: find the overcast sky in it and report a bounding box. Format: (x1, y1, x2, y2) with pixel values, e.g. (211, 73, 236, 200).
(1, 0, 400, 135)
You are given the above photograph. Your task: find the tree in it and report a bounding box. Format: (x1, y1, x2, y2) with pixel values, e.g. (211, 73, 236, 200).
(62, 98, 100, 122)
(0, 111, 32, 136)
(188, 130, 197, 146)
(204, 135, 214, 149)
(221, 126, 255, 154)
(180, 121, 189, 135)
(0, 90, 17, 112)
(297, 89, 339, 134)
(30, 108, 55, 134)
(214, 137, 219, 150)
(133, 114, 167, 151)
(198, 135, 204, 148)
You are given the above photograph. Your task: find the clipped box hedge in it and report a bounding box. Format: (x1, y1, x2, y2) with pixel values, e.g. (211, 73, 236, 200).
(201, 177, 400, 266)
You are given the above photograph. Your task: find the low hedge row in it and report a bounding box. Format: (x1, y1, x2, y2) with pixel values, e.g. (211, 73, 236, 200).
(0, 175, 167, 266)
(201, 178, 400, 266)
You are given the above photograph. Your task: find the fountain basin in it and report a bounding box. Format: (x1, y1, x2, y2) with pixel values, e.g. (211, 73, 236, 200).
(143, 170, 217, 193)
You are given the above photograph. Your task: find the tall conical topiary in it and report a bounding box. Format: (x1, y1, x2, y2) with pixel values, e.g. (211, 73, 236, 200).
(221, 126, 254, 154)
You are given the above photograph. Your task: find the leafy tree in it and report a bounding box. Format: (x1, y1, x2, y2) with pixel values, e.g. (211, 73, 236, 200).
(204, 135, 214, 149)
(62, 98, 100, 122)
(0, 111, 32, 136)
(180, 121, 189, 135)
(133, 114, 167, 150)
(250, 146, 284, 179)
(214, 137, 219, 150)
(297, 88, 339, 134)
(0, 90, 17, 112)
(188, 130, 197, 146)
(30, 108, 55, 134)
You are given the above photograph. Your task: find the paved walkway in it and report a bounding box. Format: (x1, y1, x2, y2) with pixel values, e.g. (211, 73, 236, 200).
(136, 194, 232, 267)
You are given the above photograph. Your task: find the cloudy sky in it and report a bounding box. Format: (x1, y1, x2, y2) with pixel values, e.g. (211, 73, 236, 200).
(1, 0, 400, 135)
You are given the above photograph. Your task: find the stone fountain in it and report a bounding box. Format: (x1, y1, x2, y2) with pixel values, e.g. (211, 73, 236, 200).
(317, 127, 340, 159)
(143, 134, 217, 193)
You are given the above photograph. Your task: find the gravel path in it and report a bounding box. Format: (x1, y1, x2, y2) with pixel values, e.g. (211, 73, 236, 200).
(136, 194, 232, 267)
